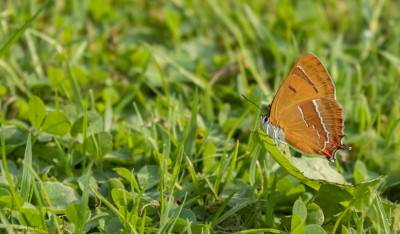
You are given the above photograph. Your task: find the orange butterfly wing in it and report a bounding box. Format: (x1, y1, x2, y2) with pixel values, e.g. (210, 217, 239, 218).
(268, 53, 348, 161)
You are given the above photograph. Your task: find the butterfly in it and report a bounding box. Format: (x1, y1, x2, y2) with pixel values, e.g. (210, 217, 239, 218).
(244, 53, 350, 162)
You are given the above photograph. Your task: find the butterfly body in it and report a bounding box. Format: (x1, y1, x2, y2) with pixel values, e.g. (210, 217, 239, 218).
(257, 53, 350, 162)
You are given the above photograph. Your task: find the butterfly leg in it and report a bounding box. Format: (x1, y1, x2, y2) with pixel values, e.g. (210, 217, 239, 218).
(274, 140, 287, 152)
(275, 127, 287, 151)
(250, 122, 261, 132)
(281, 141, 287, 152)
(274, 129, 278, 146)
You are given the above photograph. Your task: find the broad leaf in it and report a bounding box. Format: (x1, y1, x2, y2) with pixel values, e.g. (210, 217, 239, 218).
(41, 182, 80, 211)
(256, 129, 346, 190)
(291, 213, 305, 234)
(66, 203, 91, 225)
(28, 96, 46, 130)
(86, 131, 113, 157)
(293, 199, 307, 224)
(42, 111, 71, 135)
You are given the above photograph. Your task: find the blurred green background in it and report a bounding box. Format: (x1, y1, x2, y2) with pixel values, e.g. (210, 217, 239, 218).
(1, 0, 399, 233)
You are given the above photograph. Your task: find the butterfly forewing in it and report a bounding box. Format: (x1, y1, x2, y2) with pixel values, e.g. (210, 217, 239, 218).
(269, 53, 336, 124)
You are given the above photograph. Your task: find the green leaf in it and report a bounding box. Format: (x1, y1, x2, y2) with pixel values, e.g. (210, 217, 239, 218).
(291, 213, 305, 234)
(104, 150, 135, 165)
(108, 178, 124, 198)
(221, 179, 252, 200)
(20, 134, 32, 200)
(351, 177, 384, 212)
(374, 195, 391, 234)
(170, 207, 196, 222)
(137, 165, 160, 191)
(314, 177, 384, 222)
(0, 188, 11, 197)
(66, 203, 91, 225)
(341, 225, 350, 234)
(191, 224, 214, 233)
(202, 141, 216, 172)
(0, 125, 28, 151)
(111, 188, 159, 219)
(0, 195, 25, 210)
(89, 0, 116, 21)
(104, 216, 123, 233)
(86, 212, 109, 223)
(71, 111, 103, 137)
(256, 129, 346, 190)
(113, 167, 140, 192)
(169, 218, 188, 233)
(41, 111, 71, 135)
(215, 198, 258, 226)
(111, 188, 134, 209)
(353, 169, 365, 184)
(77, 175, 98, 197)
(47, 66, 66, 88)
(0, 84, 7, 95)
(313, 184, 353, 220)
(293, 199, 307, 224)
(354, 160, 367, 184)
(211, 192, 235, 227)
(305, 224, 326, 234)
(164, 8, 182, 43)
(86, 131, 113, 157)
(306, 203, 324, 225)
(28, 96, 47, 130)
(19, 207, 42, 227)
(41, 182, 80, 211)
(71, 66, 89, 85)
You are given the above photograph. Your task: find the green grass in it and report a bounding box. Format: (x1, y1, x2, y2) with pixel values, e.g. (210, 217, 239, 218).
(0, 0, 400, 233)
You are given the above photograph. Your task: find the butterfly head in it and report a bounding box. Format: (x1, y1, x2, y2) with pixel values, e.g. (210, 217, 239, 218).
(260, 115, 269, 125)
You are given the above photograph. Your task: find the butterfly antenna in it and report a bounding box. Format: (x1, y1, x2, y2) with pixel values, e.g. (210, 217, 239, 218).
(241, 94, 267, 115)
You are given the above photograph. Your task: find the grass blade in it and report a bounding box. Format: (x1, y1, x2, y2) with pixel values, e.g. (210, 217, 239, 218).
(0, 1, 48, 58)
